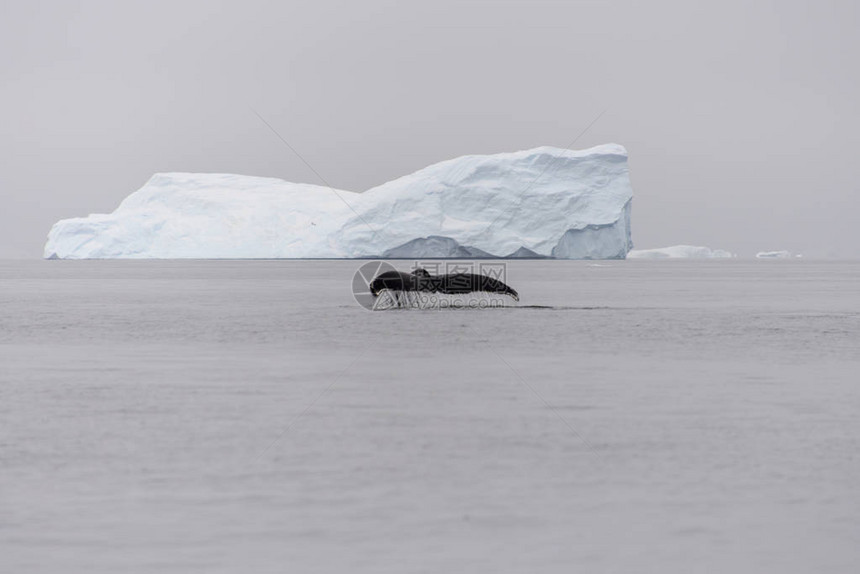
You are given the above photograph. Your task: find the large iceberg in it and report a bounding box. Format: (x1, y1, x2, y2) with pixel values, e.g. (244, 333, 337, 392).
(44, 144, 633, 259)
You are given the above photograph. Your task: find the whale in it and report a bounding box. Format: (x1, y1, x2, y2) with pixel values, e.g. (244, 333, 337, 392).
(369, 268, 519, 301)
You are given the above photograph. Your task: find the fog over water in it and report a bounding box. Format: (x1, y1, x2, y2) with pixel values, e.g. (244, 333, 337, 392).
(2, 0, 860, 259)
(2, 259, 859, 572)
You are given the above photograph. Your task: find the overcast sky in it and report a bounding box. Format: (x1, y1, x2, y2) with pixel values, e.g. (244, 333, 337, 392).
(2, 0, 858, 258)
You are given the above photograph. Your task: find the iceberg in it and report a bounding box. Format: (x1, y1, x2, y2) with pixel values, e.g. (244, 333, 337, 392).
(505, 246, 550, 259)
(382, 236, 494, 259)
(44, 144, 633, 260)
(628, 245, 735, 259)
(756, 250, 793, 258)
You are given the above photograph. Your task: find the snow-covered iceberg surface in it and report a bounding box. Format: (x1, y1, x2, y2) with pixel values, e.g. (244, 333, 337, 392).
(44, 144, 633, 259)
(628, 245, 735, 259)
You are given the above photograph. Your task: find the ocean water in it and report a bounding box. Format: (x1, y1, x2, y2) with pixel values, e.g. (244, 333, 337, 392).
(1, 259, 858, 573)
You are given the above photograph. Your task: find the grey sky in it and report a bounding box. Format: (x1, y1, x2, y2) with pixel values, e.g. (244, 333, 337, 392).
(2, 0, 858, 258)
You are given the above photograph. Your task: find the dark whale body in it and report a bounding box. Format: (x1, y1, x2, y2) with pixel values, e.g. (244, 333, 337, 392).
(370, 268, 519, 301)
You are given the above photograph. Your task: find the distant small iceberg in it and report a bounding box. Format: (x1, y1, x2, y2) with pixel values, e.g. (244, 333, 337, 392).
(505, 246, 551, 259)
(381, 236, 551, 259)
(627, 245, 735, 259)
(756, 250, 794, 259)
(382, 236, 492, 258)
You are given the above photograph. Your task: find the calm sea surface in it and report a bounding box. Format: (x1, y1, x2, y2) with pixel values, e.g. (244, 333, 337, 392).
(1, 260, 859, 573)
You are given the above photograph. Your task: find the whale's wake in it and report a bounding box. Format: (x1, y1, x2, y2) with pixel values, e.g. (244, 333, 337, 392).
(372, 289, 516, 310)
